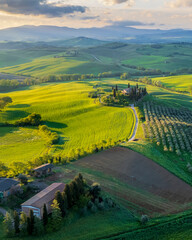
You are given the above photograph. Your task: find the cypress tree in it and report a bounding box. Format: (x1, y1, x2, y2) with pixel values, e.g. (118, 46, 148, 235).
(62, 193, 68, 215)
(33, 216, 44, 236)
(3, 212, 14, 237)
(27, 210, 34, 235)
(78, 173, 84, 195)
(43, 204, 48, 226)
(55, 191, 65, 217)
(13, 210, 20, 234)
(51, 200, 62, 231)
(71, 181, 79, 204)
(116, 85, 118, 91)
(27, 217, 30, 235)
(74, 174, 84, 196)
(64, 184, 72, 208)
(30, 210, 34, 234)
(20, 212, 28, 236)
(69, 182, 75, 205)
(113, 89, 116, 98)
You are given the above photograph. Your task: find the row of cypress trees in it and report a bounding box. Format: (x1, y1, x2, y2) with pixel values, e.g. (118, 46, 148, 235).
(55, 173, 85, 216)
(42, 173, 85, 229)
(4, 174, 85, 237)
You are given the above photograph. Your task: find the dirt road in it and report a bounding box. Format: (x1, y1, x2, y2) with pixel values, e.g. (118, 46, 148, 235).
(128, 104, 138, 141)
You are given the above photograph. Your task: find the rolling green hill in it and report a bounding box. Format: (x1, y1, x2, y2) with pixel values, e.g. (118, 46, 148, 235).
(1, 43, 192, 77)
(152, 74, 192, 92)
(48, 37, 108, 47)
(0, 80, 135, 165)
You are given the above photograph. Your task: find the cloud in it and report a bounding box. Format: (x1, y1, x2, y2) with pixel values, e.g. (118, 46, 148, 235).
(168, 0, 192, 7)
(101, 0, 135, 6)
(0, 0, 87, 17)
(109, 20, 155, 27)
(80, 16, 100, 20)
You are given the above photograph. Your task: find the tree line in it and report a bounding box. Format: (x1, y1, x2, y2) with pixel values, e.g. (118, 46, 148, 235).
(0, 139, 121, 178)
(0, 72, 121, 92)
(0, 67, 178, 92)
(39, 125, 60, 145)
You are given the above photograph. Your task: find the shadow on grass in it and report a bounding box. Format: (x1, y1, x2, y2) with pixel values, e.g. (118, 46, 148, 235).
(57, 136, 69, 145)
(9, 104, 30, 108)
(0, 110, 29, 121)
(0, 125, 19, 138)
(44, 121, 67, 129)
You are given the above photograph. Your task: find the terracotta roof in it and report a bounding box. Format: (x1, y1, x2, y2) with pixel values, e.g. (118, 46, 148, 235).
(21, 183, 65, 209)
(33, 163, 54, 172)
(0, 178, 19, 192)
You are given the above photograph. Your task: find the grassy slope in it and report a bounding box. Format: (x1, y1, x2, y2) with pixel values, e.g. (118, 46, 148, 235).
(0, 208, 137, 240)
(0, 127, 46, 164)
(86, 78, 192, 184)
(0, 47, 69, 68)
(0, 78, 192, 239)
(0, 80, 134, 165)
(2, 43, 192, 76)
(135, 44, 192, 72)
(0, 53, 124, 76)
(0, 56, 87, 77)
(122, 55, 169, 68)
(152, 74, 192, 92)
(87, 43, 192, 72)
(93, 78, 192, 111)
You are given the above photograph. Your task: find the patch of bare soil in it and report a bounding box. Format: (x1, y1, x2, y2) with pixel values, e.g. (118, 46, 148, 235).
(73, 147, 192, 215)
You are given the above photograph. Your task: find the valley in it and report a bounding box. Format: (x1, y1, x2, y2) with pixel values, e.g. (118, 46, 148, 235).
(0, 38, 192, 240)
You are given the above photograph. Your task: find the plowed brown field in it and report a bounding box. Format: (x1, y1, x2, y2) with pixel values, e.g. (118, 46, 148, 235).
(49, 147, 192, 216)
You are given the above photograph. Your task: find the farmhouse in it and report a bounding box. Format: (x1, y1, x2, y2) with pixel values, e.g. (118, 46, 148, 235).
(32, 163, 54, 177)
(122, 88, 140, 95)
(21, 183, 65, 218)
(0, 178, 20, 199)
(122, 88, 132, 95)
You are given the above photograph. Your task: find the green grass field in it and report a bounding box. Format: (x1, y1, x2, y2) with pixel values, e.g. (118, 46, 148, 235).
(0, 53, 125, 76)
(0, 56, 88, 77)
(1, 77, 189, 167)
(95, 78, 192, 110)
(122, 55, 169, 69)
(84, 78, 192, 185)
(152, 74, 192, 92)
(0, 75, 192, 240)
(0, 47, 70, 68)
(1, 43, 192, 77)
(0, 80, 135, 165)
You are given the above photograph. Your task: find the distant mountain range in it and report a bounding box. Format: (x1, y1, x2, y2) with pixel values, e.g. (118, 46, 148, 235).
(0, 37, 107, 50)
(1, 25, 192, 43)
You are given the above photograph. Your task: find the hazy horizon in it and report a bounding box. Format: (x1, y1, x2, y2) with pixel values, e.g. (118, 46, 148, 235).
(0, 0, 192, 31)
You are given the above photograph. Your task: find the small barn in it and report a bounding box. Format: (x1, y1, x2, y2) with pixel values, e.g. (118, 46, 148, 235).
(21, 183, 65, 218)
(0, 178, 20, 199)
(33, 163, 54, 177)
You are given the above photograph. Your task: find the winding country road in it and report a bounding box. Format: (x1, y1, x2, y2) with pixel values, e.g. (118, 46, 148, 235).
(98, 98, 139, 142)
(91, 54, 103, 63)
(128, 104, 139, 142)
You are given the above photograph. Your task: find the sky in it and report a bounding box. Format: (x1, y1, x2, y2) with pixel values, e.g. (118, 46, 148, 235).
(0, 0, 192, 30)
